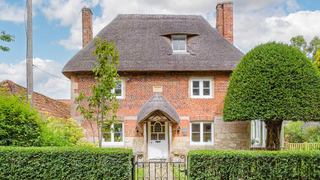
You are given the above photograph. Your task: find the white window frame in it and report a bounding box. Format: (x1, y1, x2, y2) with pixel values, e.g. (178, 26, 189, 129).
(171, 35, 187, 53)
(190, 122, 214, 145)
(111, 80, 124, 99)
(251, 120, 267, 147)
(191, 79, 213, 98)
(101, 122, 124, 145)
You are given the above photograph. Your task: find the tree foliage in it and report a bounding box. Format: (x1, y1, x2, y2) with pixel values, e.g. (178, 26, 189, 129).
(284, 121, 320, 143)
(75, 37, 120, 147)
(0, 30, 15, 52)
(223, 42, 320, 150)
(290, 35, 320, 61)
(40, 116, 93, 147)
(313, 47, 320, 70)
(0, 87, 41, 146)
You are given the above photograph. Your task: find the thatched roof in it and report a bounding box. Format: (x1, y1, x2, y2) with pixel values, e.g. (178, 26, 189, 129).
(62, 14, 243, 78)
(137, 93, 180, 123)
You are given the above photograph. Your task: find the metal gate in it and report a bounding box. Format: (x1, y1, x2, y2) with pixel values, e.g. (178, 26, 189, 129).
(132, 154, 188, 180)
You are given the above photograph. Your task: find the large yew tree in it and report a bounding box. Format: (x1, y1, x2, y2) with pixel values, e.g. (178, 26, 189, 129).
(223, 42, 320, 151)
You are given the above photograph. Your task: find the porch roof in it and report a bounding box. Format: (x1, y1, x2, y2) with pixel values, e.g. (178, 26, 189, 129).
(137, 93, 180, 123)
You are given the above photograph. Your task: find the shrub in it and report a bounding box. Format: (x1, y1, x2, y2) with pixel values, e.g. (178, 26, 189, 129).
(40, 116, 91, 147)
(0, 146, 133, 179)
(188, 149, 320, 180)
(284, 121, 307, 143)
(0, 88, 41, 146)
(305, 125, 320, 143)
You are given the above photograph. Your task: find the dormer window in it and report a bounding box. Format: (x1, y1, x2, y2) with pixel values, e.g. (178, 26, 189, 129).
(172, 35, 187, 53)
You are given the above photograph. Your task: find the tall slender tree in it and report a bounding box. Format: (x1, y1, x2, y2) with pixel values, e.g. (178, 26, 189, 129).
(75, 37, 120, 147)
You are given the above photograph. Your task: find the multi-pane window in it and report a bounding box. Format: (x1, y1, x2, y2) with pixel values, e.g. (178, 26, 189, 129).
(101, 122, 124, 145)
(111, 80, 124, 99)
(172, 35, 187, 53)
(190, 122, 214, 145)
(191, 79, 212, 98)
(150, 122, 165, 141)
(251, 120, 267, 147)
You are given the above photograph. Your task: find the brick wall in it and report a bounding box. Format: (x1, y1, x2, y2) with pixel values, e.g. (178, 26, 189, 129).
(71, 71, 250, 153)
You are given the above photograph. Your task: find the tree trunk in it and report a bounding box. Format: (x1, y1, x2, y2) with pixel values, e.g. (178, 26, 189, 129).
(265, 120, 283, 151)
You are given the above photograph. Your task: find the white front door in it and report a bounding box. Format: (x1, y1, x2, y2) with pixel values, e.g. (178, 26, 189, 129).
(148, 121, 168, 160)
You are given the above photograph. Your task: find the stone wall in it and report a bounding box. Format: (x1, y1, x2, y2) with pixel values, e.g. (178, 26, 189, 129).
(214, 116, 250, 150)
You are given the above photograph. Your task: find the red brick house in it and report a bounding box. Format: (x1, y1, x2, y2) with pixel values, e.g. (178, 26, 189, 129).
(62, 1, 253, 160)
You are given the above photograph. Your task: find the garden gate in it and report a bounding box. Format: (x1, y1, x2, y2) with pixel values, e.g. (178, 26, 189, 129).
(132, 154, 188, 180)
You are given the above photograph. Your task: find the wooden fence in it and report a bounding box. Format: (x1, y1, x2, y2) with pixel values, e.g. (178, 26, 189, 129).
(285, 142, 320, 150)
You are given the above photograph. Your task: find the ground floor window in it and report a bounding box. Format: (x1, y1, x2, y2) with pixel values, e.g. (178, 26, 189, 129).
(101, 122, 124, 145)
(251, 120, 267, 147)
(190, 122, 214, 145)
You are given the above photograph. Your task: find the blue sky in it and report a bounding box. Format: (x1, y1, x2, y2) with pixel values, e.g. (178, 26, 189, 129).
(0, 0, 319, 99)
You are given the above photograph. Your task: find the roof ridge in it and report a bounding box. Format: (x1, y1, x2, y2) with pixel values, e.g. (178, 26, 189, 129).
(116, 14, 204, 19)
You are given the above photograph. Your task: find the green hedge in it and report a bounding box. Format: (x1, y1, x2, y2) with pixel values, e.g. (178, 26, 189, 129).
(0, 146, 133, 180)
(188, 149, 320, 180)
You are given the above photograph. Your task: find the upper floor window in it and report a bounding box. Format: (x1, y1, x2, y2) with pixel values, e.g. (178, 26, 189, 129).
(111, 80, 124, 99)
(190, 122, 214, 145)
(191, 79, 212, 98)
(172, 35, 187, 53)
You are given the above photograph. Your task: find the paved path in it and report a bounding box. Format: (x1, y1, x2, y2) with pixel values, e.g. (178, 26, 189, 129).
(136, 162, 187, 180)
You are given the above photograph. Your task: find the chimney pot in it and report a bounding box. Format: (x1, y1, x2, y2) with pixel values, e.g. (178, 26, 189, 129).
(82, 7, 93, 47)
(216, 1, 233, 44)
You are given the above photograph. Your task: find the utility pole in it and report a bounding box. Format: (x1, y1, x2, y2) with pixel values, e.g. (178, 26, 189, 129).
(27, 0, 33, 107)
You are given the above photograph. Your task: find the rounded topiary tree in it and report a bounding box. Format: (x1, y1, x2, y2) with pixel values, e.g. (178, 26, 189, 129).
(223, 42, 320, 151)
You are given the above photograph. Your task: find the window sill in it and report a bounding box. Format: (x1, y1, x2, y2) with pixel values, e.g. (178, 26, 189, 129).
(102, 142, 124, 146)
(190, 96, 213, 99)
(190, 142, 214, 146)
(172, 52, 190, 55)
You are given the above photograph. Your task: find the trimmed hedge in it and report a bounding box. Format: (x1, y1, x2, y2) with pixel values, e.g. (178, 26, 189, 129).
(0, 146, 133, 180)
(188, 149, 320, 180)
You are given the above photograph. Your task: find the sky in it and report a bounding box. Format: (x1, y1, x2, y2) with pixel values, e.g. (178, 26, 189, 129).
(0, 0, 319, 99)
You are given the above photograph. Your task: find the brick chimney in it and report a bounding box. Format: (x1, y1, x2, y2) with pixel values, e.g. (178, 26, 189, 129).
(216, 1, 233, 44)
(82, 6, 93, 47)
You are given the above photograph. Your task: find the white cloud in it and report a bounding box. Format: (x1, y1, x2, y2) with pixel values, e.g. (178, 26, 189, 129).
(0, 0, 25, 23)
(0, 58, 70, 99)
(286, 0, 300, 12)
(40, 0, 99, 26)
(234, 10, 320, 52)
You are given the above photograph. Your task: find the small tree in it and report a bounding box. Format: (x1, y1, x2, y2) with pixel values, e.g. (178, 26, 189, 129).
(0, 30, 15, 52)
(75, 37, 119, 147)
(290, 35, 320, 61)
(223, 42, 320, 151)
